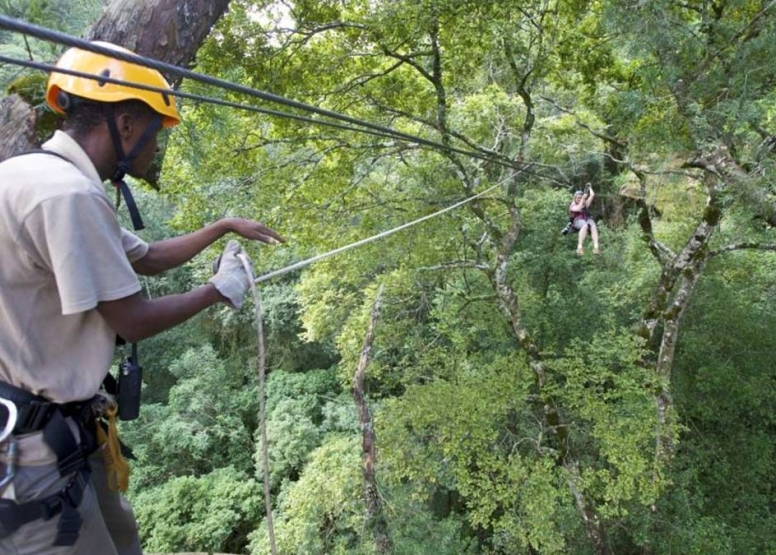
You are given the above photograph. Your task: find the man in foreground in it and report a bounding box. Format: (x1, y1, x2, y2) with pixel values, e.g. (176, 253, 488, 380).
(0, 42, 283, 554)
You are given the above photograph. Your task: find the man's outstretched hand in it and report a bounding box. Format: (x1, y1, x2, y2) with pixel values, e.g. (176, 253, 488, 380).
(224, 218, 285, 245)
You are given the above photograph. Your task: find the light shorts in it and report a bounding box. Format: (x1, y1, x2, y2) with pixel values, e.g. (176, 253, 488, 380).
(573, 217, 596, 231)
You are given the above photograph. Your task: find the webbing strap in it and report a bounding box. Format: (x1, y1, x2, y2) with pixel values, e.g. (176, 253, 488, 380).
(0, 381, 95, 545)
(113, 179, 145, 231)
(0, 466, 90, 545)
(41, 410, 83, 477)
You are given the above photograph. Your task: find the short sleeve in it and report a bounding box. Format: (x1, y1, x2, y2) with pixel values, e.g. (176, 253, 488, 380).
(23, 191, 142, 315)
(121, 228, 150, 262)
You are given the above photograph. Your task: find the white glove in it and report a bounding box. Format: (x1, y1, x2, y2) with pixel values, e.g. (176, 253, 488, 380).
(209, 240, 252, 310)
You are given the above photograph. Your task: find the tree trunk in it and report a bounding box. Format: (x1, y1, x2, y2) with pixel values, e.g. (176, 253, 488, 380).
(0, 95, 38, 157)
(0, 0, 231, 174)
(86, 0, 231, 87)
(483, 176, 612, 555)
(352, 285, 391, 554)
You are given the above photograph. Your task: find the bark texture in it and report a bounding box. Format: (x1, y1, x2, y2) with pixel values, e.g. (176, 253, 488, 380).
(86, 0, 231, 87)
(352, 285, 391, 554)
(0, 0, 231, 172)
(0, 95, 38, 155)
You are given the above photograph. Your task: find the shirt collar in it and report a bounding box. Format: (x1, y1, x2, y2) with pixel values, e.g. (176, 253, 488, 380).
(42, 130, 103, 185)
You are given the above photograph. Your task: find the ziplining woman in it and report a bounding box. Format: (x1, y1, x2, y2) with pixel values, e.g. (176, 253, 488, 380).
(568, 185, 600, 255)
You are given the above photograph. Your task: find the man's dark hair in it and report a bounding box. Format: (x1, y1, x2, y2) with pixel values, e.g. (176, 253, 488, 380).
(62, 96, 157, 138)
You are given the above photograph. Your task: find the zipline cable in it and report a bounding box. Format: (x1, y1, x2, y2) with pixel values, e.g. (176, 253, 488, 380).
(0, 55, 429, 146)
(253, 180, 506, 284)
(0, 15, 515, 169)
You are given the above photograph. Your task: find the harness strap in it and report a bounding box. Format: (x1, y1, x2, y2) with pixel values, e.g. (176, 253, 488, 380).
(0, 381, 97, 545)
(13, 149, 70, 164)
(0, 465, 90, 545)
(0, 386, 97, 476)
(112, 179, 145, 231)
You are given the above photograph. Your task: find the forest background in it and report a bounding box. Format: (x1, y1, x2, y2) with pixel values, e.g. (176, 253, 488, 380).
(1, 0, 775, 553)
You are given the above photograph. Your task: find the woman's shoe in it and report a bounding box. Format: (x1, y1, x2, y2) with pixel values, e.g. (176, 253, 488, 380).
(593, 247, 601, 255)
(576, 246, 584, 256)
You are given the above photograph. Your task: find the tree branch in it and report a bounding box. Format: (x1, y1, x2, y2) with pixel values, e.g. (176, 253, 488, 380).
(708, 242, 776, 257)
(352, 285, 391, 554)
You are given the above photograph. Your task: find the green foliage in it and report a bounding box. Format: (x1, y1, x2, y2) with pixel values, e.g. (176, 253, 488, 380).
(552, 331, 667, 515)
(123, 344, 257, 487)
(257, 368, 354, 488)
(259, 396, 323, 487)
(250, 435, 364, 555)
(666, 253, 776, 553)
(378, 485, 481, 555)
(133, 467, 263, 554)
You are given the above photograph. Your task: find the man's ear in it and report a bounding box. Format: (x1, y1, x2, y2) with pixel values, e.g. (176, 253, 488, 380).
(116, 111, 135, 141)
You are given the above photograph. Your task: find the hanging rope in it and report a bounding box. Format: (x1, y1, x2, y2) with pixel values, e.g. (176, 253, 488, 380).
(237, 253, 277, 555)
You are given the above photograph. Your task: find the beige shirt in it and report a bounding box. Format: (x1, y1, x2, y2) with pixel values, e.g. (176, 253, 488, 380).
(0, 131, 149, 403)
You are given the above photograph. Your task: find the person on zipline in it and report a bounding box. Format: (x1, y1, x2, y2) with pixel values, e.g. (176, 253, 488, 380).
(568, 185, 600, 255)
(0, 42, 283, 555)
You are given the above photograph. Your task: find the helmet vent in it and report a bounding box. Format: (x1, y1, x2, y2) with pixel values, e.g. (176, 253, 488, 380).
(98, 68, 110, 87)
(162, 92, 170, 106)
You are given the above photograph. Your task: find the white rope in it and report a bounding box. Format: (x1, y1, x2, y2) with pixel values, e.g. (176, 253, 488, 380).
(237, 253, 277, 555)
(254, 181, 504, 284)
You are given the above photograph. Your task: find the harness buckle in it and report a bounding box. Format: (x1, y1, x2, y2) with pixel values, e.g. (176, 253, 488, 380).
(61, 467, 89, 508)
(57, 447, 87, 477)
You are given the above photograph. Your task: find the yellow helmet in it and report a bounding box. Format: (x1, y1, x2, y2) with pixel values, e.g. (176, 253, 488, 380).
(46, 42, 181, 128)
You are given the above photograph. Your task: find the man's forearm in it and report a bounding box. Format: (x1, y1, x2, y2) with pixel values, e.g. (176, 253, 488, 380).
(133, 220, 232, 275)
(97, 286, 226, 343)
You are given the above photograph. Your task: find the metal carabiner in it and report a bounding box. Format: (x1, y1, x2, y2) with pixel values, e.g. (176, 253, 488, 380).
(0, 398, 17, 444)
(0, 398, 19, 491)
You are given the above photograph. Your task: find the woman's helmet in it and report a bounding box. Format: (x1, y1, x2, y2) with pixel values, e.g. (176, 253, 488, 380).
(45, 42, 181, 127)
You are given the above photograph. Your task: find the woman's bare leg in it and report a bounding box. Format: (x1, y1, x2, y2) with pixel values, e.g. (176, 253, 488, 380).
(577, 224, 588, 254)
(590, 222, 600, 253)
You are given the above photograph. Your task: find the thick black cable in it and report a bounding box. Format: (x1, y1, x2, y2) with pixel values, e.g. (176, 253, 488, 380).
(0, 55, 437, 148)
(0, 15, 516, 169)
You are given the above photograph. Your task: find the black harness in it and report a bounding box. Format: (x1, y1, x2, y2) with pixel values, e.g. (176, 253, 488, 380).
(0, 382, 99, 546)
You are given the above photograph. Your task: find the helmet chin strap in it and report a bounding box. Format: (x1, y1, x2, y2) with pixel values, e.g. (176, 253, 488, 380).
(104, 105, 163, 231)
